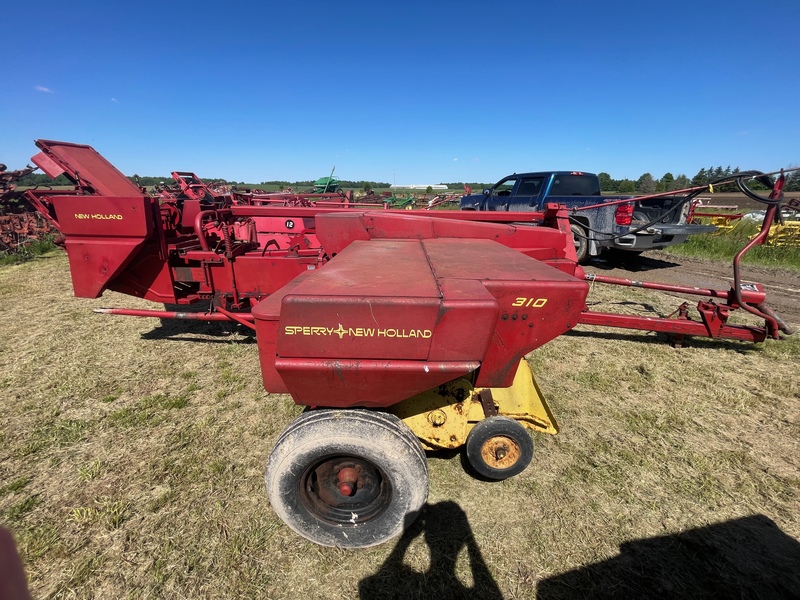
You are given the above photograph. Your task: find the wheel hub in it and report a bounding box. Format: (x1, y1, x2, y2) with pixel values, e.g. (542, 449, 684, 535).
(299, 456, 391, 526)
(480, 435, 521, 469)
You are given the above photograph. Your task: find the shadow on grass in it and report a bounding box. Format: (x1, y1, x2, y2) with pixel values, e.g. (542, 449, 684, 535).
(138, 303, 256, 343)
(537, 514, 800, 599)
(359, 501, 502, 600)
(587, 252, 682, 273)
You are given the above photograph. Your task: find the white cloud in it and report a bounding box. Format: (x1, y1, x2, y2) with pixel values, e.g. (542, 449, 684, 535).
(35, 85, 54, 93)
(111, 98, 119, 103)
(453, 158, 458, 162)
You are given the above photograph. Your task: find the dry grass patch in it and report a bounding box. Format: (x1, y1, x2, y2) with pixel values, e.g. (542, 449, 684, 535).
(1, 252, 798, 598)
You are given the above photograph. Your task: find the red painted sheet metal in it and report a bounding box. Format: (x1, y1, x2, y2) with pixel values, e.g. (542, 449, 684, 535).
(313, 211, 578, 273)
(278, 296, 441, 360)
(33, 140, 143, 198)
(50, 196, 153, 237)
(29, 151, 66, 179)
(421, 239, 588, 387)
(427, 278, 497, 362)
(253, 237, 588, 408)
(287, 239, 439, 298)
(275, 240, 440, 360)
(48, 195, 156, 298)
(421, 237, 578, 283)
(476, 278, 588, 387)
(274, 359, 480, 408)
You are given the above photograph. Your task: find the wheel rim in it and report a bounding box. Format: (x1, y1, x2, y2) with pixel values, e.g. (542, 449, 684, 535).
(480, 435, 521, 470)
(298, 455, 392, 526)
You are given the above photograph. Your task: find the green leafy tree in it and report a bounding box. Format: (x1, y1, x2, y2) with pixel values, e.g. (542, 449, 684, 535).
(660, 172, 675, 192)
(691, 168, 708, 186)
(674, 174, 691, 190)
(618, 179, 635, 193)
(636, 173, 657, 194)
(597, 172, 613, 192)
(785, 167, 800, 192)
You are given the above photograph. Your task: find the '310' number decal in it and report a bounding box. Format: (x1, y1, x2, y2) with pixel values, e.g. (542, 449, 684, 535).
(512, 298, 548, 308)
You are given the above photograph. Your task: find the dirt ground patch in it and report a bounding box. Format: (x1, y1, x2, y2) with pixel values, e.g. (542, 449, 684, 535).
(690, 191, 800, 213)
(585, 250, 800, 328)
(1, 252, 798, 599)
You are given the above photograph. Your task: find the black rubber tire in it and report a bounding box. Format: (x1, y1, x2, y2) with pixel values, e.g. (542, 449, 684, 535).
(464, 416, 534, 480)
(265, 409, 428, 548)
(570, 223, 590, 264)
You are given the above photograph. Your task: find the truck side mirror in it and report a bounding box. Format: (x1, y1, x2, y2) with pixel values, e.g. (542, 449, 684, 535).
(483, 189, 491, 195)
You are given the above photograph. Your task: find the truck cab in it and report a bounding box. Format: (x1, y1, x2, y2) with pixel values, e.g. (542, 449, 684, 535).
(460, 172, 601, 212)
(460, 171, 716, 262)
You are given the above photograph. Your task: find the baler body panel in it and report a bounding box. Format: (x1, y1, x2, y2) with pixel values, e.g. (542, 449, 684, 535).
(49, 195, 157, 298)
(253, 238, 588, 408)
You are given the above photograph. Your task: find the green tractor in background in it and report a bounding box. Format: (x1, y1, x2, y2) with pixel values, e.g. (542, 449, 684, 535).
(313, 167, 340, 193)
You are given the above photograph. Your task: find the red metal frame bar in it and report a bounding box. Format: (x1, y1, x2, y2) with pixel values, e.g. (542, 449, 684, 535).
(578, 310, 766, 342)
(94, 307, 255, 322)
(730, 175, 785, 337)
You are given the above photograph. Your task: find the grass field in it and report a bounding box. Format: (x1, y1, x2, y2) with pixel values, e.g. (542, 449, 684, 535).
(1, 253, 799, 598)
(663, 218, 800, 272)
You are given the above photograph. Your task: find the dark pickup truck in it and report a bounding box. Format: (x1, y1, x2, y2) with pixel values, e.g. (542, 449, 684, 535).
(459, 171, 716, 262)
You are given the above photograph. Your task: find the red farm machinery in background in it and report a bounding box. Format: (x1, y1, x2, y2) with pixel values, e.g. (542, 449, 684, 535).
(18, 139, 794, 547)
(0, 163, 57, 252)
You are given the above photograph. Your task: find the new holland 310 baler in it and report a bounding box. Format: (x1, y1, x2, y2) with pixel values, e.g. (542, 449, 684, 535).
(19, 140, 792, 547)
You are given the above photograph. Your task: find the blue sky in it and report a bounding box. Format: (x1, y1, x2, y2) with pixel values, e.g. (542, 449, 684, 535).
(3, 0, 798, 184)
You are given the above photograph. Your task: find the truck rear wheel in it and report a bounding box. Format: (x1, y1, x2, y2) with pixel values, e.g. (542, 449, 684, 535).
(265, 409, 428, 548)
(570, 223, 590, 264)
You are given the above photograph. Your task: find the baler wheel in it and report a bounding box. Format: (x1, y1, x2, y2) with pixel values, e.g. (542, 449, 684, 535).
(265, 409, 428, 548)
(464, 416, 534, 480)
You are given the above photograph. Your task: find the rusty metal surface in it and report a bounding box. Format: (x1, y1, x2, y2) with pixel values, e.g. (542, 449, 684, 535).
(0, 213, 56, 251)
(0, 164, 57, 251)
(477, 390, 498, 418)
(389, 360, 558, 450)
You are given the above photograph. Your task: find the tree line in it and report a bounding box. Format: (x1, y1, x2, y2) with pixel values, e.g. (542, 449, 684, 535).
(598, 166, 800, 194)
(10, 168, 800, 193)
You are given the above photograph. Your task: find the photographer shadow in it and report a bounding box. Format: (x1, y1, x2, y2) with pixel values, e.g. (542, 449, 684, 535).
(359, 500, 503, 600)
(537, 514, 800, 599)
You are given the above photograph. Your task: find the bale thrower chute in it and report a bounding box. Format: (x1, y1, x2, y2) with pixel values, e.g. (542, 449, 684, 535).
(18, 139, 794, 547)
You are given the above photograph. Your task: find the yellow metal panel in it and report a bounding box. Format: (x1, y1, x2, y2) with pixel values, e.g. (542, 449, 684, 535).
(483, 360, 559, 435)
(389, 379, 473, 450)
(388, 359, 558, 451)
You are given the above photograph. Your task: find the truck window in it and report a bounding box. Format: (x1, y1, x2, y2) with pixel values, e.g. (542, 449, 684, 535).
(549, 174, 601, 196)
(494, 178, 517, 196)
(516, 177, 544, 196)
